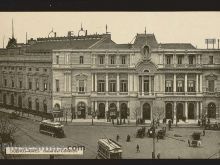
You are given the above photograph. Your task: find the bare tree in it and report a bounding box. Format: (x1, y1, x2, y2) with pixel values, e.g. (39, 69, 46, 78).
(133, 106, 140, 125)
(153, 106, 164, 126)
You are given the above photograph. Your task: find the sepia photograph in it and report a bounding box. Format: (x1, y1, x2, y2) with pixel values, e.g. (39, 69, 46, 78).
(0, 12, 220, 159)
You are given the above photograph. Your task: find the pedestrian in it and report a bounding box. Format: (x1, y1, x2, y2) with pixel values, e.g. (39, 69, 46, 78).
(126, 134, 130, 142)
(188, 139, 190, 147)
(157, 153, 160, 159)
(203, 129, 205, 136)
(136, 144, 140, 153)
(116, 134, 120, 142)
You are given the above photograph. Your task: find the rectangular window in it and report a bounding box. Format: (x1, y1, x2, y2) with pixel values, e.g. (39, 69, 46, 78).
(4, 79, 7, 87)
(80, 56, 84, 64)
(44, 82, 47, 91)
(208, 80, 215, 92)
(121, 56, 126, 64)
(188, 80, 195, 92)
(109, 80, 116, 92)
(19, 81, 22, 89)
(56, 56, 59, 64)
(56, 79, 59, 92)
(177, 56, 183, 64)
(36, 80, 39, 90)
(99, 56, 104, 64)
(29, 81, 32, 90)
(165, 80, 173, 92)
(177, 80, 184, 92)
(166, 56, 171, 64)
(98, 80, 105, 92)
(79, 80, 85, 92)
(12, 80, 14, 88)
(110, 56, 115, 64)
(144, 80, 149, 92)
(209, 56, 214, 64)
(120, 80, 128, 92)
(189, 56, 194, 65)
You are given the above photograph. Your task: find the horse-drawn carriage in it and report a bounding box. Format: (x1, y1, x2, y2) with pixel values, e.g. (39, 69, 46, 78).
(190, 132, 202, 147)
(205, 122, 220, 130)
(136, 127, 146, 138)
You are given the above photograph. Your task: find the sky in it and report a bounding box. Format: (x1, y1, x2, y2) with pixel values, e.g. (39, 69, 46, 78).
(0, 12, 220, 49)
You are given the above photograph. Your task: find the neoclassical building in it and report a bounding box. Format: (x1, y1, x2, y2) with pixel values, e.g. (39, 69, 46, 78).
(0, 28, 219, 123)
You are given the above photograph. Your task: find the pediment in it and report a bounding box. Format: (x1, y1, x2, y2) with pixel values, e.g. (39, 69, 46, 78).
(135, 59, 157, 73)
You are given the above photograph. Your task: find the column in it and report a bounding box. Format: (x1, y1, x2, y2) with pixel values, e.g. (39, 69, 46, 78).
(95, 73, 97, 92)
(174, 102, 176, 120)
(142, 76, 144, 95)
(149, 76, 152, 95)
(196, 102, 199, 119)
(174, 74, 176, 93)
(184, 74, 187, 93)
(95, 101, 97, 112)
(200, 74, 203, 92)
(64, 74, 67, 92)
(106, 73, 108, 92)
(91, 101, 94, 112)
(196, 74, 199, 93)
(185, 102, 188, 120)
(200, 102, 203, 117)
(91, 73, 93, 92)
(117, 101, 120, 119)
(105, 101, 108, 118)
(117, 73, 119, 94)
(128, 73, 130, 93)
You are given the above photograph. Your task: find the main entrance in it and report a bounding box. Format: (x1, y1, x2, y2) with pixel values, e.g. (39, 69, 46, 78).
(142, 103, 151, 120)
(77, 102, 86, 119)
(109, 103, 117, 119)
(120, 103, 128, 119)
(176, 103, 184, 120)
(188, 103, 195, 119)
(98, 103, 105, 119)
(207, 102, 216, 118)
(165, 103, 173, 119)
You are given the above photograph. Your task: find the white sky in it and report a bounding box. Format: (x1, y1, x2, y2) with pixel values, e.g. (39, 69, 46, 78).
(0, 12, 220, 49)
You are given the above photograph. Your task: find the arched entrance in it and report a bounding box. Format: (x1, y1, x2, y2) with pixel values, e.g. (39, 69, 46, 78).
(165, 103, 173, 119)
(120, 103, 128, 119)
(18, 96, 22, 108)
(77, 102, 86, 119)
(176, 103, 184, 120)
(188, 103, 195, 119)
(109, 103, 117, 119)
(35, 99, 39, 111)
(3, 94, 7, 106)
(43, 100, 47, 113)
(11, 94, 14, 107)
(207, 103, 216, 118)
(98, 103, 105, 119)
(142, 103, 151, 120)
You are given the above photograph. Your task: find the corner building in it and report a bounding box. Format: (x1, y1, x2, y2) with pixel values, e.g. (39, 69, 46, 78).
(51, 32, 220, 122)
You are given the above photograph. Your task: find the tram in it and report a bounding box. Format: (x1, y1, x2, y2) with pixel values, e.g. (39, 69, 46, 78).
(97, 138, 122, 159)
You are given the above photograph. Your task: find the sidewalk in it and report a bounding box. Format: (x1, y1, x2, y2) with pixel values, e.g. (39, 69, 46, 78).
(0, 108, 200, 128)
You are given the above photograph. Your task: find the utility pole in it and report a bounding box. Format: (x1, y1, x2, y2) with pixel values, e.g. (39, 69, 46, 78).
(152, 118, 156, 159)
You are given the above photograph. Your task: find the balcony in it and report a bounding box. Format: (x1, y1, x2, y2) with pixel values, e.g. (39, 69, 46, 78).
(204, 88, 220, 96)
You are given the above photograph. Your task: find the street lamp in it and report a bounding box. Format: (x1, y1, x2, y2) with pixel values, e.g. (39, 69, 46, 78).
(152, 118, 156, 159)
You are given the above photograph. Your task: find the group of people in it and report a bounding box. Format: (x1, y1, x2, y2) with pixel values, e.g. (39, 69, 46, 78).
(199, 115, 210, 127)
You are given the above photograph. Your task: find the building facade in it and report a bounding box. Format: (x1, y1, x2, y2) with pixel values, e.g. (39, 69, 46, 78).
(0, 29, 220, 123)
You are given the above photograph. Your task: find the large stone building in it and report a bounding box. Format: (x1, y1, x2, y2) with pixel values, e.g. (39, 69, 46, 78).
(0, 27, 220, 123)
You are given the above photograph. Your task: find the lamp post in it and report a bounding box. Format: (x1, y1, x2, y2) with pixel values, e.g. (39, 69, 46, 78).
(152, 118, 156, 159)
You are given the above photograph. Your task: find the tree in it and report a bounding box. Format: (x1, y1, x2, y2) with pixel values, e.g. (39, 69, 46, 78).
(133, 106, 140, 125)
(0, 114, 17, 159)
(153, 106, 164, 126)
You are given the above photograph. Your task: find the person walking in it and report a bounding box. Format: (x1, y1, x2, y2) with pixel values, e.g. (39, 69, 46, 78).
(157, 153, 160, 159)
(203, 129, 205, 136)
(136, 144, 140, 153)
(188, 139, 191, 147)
(116, 134, 120, 142)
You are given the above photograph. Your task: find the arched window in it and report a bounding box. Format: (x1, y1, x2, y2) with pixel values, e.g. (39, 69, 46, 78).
(165, 103, 173, 119)
(143, 103, 151, 120)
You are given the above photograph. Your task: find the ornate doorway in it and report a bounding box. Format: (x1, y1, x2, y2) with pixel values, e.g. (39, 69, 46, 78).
(176, 103, 184, 120)
(98, 103, 105, 119)
(207, 103, 216, 118)
(77, 102, 86, 119)
(143, 103, 151, 120)
(165, 103, 173, 119)
(120, 103, 128, 119)
(188, 103, 195, 119)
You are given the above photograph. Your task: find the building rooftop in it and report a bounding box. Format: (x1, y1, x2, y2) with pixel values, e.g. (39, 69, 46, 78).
(133, 33, 159, 49)
(159, 43, 196, 49)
